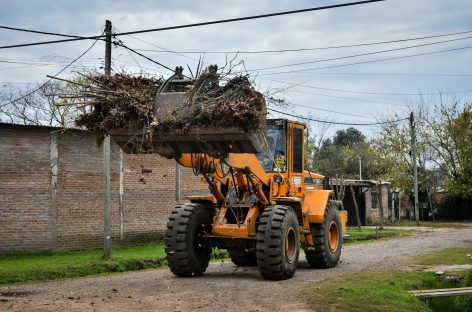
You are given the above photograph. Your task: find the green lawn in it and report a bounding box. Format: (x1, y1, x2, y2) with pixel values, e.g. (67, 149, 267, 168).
(0, 244, 229, 286)
(303, 245, 472, 312)
(415, 246, 472, 266)
(390, 220, 468, 229)
(0, 244, 167, 285)
(303, 271, 435, 312)
(344, 228, 412, 244)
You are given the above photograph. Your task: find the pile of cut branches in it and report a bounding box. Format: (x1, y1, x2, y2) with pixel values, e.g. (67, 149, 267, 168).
(187, 73, 266, 131)
(72, 73, 164, 131)
(56, 68, 267, 135)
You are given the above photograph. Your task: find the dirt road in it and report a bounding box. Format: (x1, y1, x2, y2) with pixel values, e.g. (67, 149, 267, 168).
(1, 226, 471, 312)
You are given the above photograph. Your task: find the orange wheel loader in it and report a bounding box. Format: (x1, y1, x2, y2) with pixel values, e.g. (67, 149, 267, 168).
(110, 88, 348, 281)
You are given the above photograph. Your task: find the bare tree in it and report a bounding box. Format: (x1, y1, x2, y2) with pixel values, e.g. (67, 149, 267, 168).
(0, 80, 85, 127)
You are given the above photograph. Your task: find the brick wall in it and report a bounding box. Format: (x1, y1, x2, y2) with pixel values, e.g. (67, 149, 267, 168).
(0, 127, 52, 252)
(0, 124, 208, 253)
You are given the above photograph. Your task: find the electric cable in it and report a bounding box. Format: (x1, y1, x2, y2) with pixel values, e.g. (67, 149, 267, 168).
(267, 107, 408, 126)
(134, 29, 472, 54)
(258, 45, 472, 76)
(287, 102, 376, 119)
(0, 31, 104, 109)
(0, 25, 101, 39)
(266, 78, 472, 96)
(246, 35, 472, 73)
(0, 1, 384, 50)
(113, 40, 175, 73)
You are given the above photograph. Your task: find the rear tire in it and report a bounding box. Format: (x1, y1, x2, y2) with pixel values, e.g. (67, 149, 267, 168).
(257, 205, 300, 280)
(165, 203, 212, 277)
(305, 202, 342, 268)
(228, 248, 257, 267)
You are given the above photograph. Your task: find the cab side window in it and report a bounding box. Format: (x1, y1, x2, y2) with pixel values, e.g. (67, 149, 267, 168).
(293, 128, 303, 173)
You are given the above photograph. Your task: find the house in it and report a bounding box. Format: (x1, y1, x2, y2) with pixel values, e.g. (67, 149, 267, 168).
(331, 179, 398, 226)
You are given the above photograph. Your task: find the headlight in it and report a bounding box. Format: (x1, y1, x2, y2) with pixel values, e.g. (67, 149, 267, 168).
(274, 175, 283, 184)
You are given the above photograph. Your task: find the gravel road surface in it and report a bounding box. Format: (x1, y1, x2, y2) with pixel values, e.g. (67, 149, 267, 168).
(1, 226, 471, 312)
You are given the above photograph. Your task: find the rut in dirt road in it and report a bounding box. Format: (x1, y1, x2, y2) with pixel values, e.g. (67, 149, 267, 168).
(1, 226, 471, 312)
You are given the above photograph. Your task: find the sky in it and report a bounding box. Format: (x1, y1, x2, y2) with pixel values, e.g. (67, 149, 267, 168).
(0, 0, 471, 136)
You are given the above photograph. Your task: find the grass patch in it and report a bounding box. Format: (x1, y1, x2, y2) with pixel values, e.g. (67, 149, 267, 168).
(0, 244, 228, 285)
(303, 271, 436, 312)
(303, 245, 472, 312)
(393, 220, 468, 229)
(303, 270, 472, 312)
(0, 244, 167, 285)
(344, 228, 412, 245)
(414, 246, 472, 266)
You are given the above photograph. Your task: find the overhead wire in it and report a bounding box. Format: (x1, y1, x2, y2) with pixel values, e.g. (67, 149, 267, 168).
(284, 72, 472, 77)
(266, 78, 472, 96)
(284, 102, 376, 119)
(123, 33, 202, 64)
(0, 31, 104, 109)
(113, 39, 178, 75)
(134, 29, 472, 54)
(108, 0, 385, 37)
(267, 107, 408, 126)
(258, 45, 472, 76)
(0, 25, 101, 40)
(0, 0, 384, 50)
(246, 35, 472, 73)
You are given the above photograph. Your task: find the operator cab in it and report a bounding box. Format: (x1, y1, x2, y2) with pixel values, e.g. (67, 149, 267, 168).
(257, 119, 304, 173)
(257, 120, 287, 172)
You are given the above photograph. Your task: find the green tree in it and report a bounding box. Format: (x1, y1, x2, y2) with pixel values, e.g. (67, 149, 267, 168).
(312, 128, 368, 179)
(442, 104, 472, 198)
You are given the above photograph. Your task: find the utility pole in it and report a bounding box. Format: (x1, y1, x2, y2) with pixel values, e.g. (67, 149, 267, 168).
(359, 156, 362, 180)
(409, 112, 419, 226)
(103, 19, 112, 259)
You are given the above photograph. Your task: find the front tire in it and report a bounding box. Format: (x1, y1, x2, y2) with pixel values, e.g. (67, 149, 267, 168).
(257, 205, 300, 280)
(305, 202, 342, 268)
(165, 203, 212, 276)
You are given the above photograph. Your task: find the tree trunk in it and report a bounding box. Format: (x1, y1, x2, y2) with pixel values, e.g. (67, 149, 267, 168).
(350, 185, 362, 230)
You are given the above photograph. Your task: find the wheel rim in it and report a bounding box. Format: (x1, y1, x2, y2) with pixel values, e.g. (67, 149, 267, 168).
(285, 226, 296, 263)
(328, 221, 339, 252)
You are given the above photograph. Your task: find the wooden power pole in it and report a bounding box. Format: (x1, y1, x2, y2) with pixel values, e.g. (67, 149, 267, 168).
(409, 112, 420, 226)
(103, 20, 112, 259)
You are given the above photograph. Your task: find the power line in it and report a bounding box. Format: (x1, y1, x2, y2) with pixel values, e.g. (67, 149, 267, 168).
(0, 25, 102, 40)
(0, 1, 384, 50)
(0, 32, 104, 109)
(285, 72, 472, 77)
(286, 103, 376, 119)
(268, 107, 408, 126)
(108, 0, 385, 37)
(282, 87, 406, 106)
(267, 78, 472, 96)
(124, 33, 202, 64)
(113, 40, 177, 74)
(0, 35, 102, 50)
(134, 29, 472, 54)
(246, 35, 472, 72)
(258, 45, 472, 76)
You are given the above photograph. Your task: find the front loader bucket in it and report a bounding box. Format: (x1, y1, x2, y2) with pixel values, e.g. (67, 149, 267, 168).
(108, 91, 265, 157)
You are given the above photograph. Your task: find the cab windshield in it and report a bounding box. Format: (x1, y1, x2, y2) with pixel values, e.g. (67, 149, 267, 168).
(257, 124, 287, 172)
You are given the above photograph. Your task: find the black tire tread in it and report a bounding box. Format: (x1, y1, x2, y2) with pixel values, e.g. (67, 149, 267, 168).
(257, 205, 300, 280)
(165, 203, 211, 277)
(305, 202, 342, 269)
